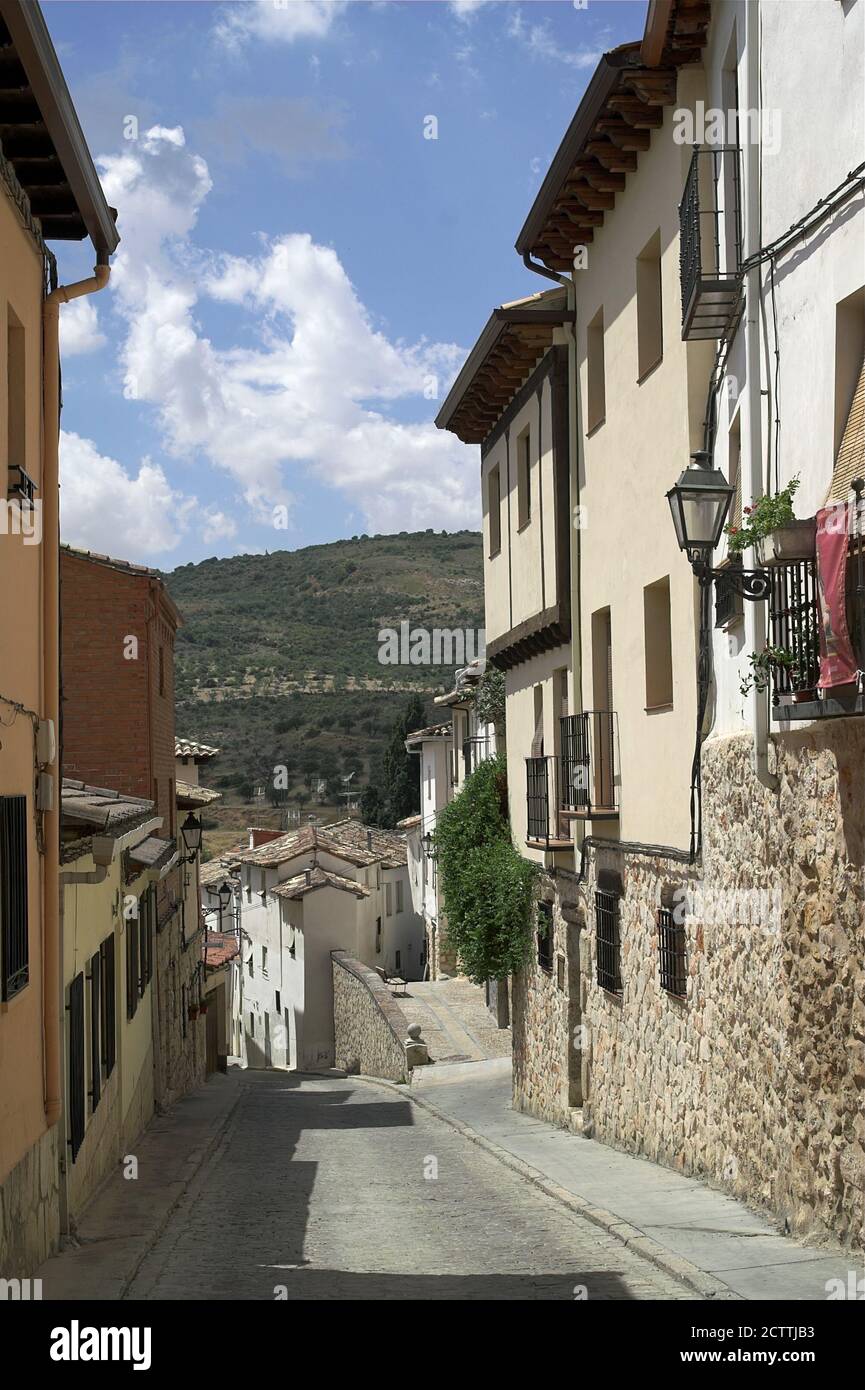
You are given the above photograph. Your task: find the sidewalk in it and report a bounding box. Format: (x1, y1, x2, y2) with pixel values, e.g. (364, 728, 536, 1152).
(406, 1059, 862, 1301)
(36, 1071, 243, 1300)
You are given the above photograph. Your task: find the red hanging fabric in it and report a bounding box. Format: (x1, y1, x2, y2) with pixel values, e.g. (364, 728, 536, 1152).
(815, 505, 858, 689)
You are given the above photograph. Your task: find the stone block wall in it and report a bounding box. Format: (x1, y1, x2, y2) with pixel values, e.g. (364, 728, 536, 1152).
(0, 1125, 59, 1277)
(332, 952, 408, 1083)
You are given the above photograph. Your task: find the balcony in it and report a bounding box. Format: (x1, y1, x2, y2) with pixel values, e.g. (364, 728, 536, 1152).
(679, 145, 742, 341)
(769, 537, 865, 720)
(462, 733, 494, 778)
(525, 756, 572, 851)
(559, 711, 619, 820)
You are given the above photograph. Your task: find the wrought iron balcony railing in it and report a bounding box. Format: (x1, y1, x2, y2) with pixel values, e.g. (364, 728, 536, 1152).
(679, 145, 742, 341)
(525, 755, 572, 850)
(462, 733, 494, 778)
(559, 711, 619, 819)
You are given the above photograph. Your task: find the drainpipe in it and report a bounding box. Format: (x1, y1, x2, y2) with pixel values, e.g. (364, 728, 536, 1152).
(742, 5, 778, 793)
(42, 256, 111, 1127)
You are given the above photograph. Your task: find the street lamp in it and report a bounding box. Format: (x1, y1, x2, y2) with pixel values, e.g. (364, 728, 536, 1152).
(422, 831, 436, 860)
(217, 880, 233, 912)
(666, 451, 770, 600)
(180, 812, 203, 863)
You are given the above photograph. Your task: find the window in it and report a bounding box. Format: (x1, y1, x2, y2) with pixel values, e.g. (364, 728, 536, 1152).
(181, 983, 187, 1040)
(126, 913, 139, 1020)
(385, 882, 392, 917)
(537, 902, 553, 972)
(487, 464, 502, 556)
(376, 865, 381, 890)
(396, 880, 404, 914)
(831, 287, 865, 500)
(139, 889, 153, 992)
(595, 890, 622, 993)
(375, 917, 382, 954)
(100, 934, 116, 1078)
(247, 953, 254, 979)
(6, 305, 25, 490)
(249, 1012, 255, 1037)
(636, 230, 663, 380)
(89, 950, 101, 1113)
(657, 908, 687, 997)
(517, 427, 531, 528)
(587, 307, 605, 432)
(426, 763, 431, 798)
(643, 576, 674, 709)
(262, 945, 268, 975)
(556, 954, 565, 991)
(0, 793, 29, 1000)
(68, 973, 85, 1162)
(275, 989, 281, 1013)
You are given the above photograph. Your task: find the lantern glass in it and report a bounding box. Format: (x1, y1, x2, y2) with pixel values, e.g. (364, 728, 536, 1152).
(666, 457, 734, 558)
(181, 812, 203, 856)
(217, 880, 232, 911)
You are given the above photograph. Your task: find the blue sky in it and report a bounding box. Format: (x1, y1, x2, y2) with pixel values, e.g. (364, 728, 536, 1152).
(46, 0, 647, 568)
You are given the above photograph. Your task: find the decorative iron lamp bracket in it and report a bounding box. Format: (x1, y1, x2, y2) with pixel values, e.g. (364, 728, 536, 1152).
(690, 555, 771, 601)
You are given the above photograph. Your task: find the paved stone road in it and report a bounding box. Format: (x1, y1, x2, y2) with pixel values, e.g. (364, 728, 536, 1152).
(125, 1072, 695, 1300)
(399, 976, 512, 1063)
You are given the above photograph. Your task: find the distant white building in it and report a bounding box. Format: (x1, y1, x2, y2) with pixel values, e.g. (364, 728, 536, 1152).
(235, 820, 423, 1071)
(400, 660, 496, 980)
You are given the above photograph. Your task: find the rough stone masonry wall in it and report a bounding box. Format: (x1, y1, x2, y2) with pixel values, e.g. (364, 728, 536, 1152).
(0, 1125, 60, 1277)
(579, 727, 864, 1250)
(512, 877, 582, 1131)
(332, 952, 408, 1083)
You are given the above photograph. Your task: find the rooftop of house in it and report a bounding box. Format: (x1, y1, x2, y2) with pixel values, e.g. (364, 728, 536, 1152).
(127, 835, 177, 875)
(404, 721, 453, 745)
(175, 738, 221, 760)
(176, 779, 222, 809)
(204, 931, 240, 969)
(0, 0, 119, 253)
(61, 779, 155, 835)
(272, 866, 371, 902)
(239, 817, 408, 871)
(396, 813, 422, 830)
(435, 657, 486, 708)
(200, 850, 245, 890)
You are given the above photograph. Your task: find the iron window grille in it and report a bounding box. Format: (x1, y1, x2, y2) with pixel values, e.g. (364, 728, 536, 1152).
(68, 972, 85, 1162)
(560, 712, 619, 817)
(0, 794, 29, 1000)
(126, 914, 139, 1020)
(100, 934, 116, 1078)
(89, 950, 101, 1111)
(768, 558, 821, 701)
(595, 890, 622, 994)
(714, 558, 744, 628)
(657, 908, 688, 997)
(463, 733, 493, 777)
(537, 902, 554, 972)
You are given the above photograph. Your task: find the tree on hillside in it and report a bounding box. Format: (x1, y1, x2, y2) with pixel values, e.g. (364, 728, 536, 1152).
(360, 694, 426, 828)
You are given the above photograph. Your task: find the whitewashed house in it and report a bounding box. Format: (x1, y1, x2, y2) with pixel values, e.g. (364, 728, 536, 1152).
(236, 820, 423, 1071)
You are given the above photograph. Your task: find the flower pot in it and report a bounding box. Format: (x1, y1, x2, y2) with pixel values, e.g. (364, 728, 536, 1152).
(755, 519, 816, 567)
(792, 688, 818, 704)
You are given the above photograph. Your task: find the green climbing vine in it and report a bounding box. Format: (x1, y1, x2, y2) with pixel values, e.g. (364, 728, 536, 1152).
(433, 753, 539, 983)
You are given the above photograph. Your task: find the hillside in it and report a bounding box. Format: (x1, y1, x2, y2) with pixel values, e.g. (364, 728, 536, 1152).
(162, 530, 483, 809)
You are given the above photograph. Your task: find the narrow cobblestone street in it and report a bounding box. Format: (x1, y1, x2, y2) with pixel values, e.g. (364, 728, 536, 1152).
(114, 1072, 693, 1301)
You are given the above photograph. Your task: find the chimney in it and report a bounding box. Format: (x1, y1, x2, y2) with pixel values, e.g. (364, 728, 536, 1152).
(305, 868, 312, 886)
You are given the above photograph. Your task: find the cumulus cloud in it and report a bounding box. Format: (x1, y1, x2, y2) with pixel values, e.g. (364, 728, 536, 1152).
(95, 125, 478, 536)
(448, 0, 494, 20)
(214, 0, 347, 49)
(201, 507, 239, 544)
(507, 9, 600, 68)
(60, 298, 106, 356)
(60, 431, 196, 559)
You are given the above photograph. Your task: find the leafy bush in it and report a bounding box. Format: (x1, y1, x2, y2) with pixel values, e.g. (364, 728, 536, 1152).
(434, 754, 539, 983)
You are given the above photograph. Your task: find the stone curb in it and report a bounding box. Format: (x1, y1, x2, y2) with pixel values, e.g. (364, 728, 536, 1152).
(117, 1074, 246, 1300)
(358, 1074, 740, 1302)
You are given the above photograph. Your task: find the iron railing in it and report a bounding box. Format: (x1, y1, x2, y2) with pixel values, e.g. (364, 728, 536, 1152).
(768, 558, 821, 702)
(68, 972, 85, 1161)
(679, 145, 742, 340)
(525, 755, 571, 848)
(0, 794, 29, 1000)
(657, 908, 687, 997)
(595, 890, 622, 994)
(560, 712, 619, 817)
(463, 733, 494, 777)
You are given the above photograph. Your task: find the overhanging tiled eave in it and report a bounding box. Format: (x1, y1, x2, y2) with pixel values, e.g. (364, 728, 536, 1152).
(515, 2, 710, 274)
(0, 1, 118, 252)
(435, 293, 571, 445)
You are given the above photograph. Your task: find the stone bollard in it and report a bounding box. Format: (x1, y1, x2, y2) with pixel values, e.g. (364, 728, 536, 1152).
(404, 1023, 429, 1071)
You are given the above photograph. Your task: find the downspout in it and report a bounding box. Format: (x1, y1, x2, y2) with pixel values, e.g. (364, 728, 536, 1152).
(742, 3, 778, 793)
(42, 256, 111, 1127)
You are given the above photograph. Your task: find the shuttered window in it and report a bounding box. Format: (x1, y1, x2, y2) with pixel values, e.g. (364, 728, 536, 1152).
(140, 889, 153, 993)
(100, 934, 116, 1078)
(89, 950, 101, 1111)
(68, 972, 85, 1161)
(0, 794, 29, 1000)
(126, 913, 139, 1019)
(830, 354, 865, 502)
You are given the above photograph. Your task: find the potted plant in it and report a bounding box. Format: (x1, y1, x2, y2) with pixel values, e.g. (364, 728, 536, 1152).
(724, 476, 815, 566)
(739, 644, 795, 698)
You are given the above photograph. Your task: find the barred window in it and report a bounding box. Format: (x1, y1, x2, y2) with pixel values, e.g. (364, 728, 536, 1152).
(595, 890, 622, 993)
(0, 794, 29, 1000)
(657, 908, 687, 997)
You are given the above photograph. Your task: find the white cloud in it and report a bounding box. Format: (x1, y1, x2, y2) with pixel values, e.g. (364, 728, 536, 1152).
(201, 507, 238, 543)
(59, 431, 196, 559)
(94, 127, 478, 536)
(214, 0, 347, 49)
(507, 9, 600, 68)
(449, 0, 493, 21)
(60, 298, 106, 356)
